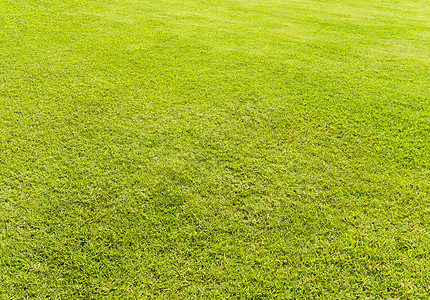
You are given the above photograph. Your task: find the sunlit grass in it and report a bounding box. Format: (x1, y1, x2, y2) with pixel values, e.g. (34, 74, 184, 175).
(0, 0, 429, 298)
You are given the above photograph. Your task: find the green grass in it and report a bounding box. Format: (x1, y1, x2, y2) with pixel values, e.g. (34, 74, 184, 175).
(1, 0, 430, 298)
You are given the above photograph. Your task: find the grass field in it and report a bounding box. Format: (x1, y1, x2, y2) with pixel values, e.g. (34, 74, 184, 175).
(1, 0, 430, 298)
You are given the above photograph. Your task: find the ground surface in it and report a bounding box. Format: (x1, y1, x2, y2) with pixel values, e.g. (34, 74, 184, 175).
(1, 0, 429, 298)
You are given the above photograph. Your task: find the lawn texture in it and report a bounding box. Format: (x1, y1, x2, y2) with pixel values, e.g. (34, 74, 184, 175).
(0, 0, 430, 298)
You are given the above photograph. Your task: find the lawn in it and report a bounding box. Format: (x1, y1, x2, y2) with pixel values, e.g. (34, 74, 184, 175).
(0, 0, 429, 298)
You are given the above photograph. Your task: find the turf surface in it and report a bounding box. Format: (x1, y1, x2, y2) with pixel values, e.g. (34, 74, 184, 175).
(1, 0, 430, 298)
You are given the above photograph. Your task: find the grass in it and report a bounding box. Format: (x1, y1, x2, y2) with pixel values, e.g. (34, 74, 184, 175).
(0, 0, 429, 298)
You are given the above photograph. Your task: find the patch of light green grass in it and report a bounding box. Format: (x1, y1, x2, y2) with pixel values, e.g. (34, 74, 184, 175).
(0, 0, 429, 298)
